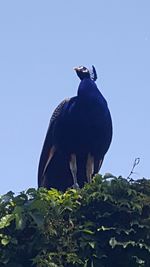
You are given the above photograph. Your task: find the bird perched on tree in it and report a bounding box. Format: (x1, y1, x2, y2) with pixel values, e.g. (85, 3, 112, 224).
(38, 66, 112, 191)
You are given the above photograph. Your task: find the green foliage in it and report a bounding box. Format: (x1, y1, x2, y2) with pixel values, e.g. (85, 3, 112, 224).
(1, 175, 150, 266)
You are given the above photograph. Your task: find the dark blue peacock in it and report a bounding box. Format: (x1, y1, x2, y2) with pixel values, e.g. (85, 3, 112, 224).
(38, 66, 112, 191)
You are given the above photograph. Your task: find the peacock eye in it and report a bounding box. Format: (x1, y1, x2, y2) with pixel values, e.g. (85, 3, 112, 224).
(82, 67, 88, 72)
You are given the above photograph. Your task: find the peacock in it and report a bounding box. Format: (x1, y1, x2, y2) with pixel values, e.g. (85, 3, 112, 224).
(38, 66, 112, 191)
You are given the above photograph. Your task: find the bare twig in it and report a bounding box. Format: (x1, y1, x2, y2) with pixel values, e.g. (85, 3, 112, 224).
(127, 157, 140, 181)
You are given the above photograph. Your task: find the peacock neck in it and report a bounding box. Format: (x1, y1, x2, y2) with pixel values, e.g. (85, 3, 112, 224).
(77, 78, 107, 107)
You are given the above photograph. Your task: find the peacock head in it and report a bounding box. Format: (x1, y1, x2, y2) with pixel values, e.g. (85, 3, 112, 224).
(74, 65, 97, 81)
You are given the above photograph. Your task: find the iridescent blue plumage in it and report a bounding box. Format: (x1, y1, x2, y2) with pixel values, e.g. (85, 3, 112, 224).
(38, 66, 112, 190)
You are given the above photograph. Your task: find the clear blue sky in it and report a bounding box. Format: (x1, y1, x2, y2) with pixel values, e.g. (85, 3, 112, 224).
(0, 1, 150, 194)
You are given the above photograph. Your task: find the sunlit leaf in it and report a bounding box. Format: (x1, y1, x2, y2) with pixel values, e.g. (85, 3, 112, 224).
(0, 214, 14, 229)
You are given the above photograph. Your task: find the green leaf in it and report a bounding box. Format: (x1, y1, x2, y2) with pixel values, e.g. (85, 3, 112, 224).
(14, 206, 26, 230)
(0, 191, 14, 202)
(89, 242, 95, 249)
(0, 214, 14, 229)
(30, 212, 44, 227)
(104, 173, 116, 179)
(83, 229, 94, 235)
(1, 238, 10, 246)
(109, 237, 117, 248)
(26, 188, 37, 195)
(0, 234, 11, 246)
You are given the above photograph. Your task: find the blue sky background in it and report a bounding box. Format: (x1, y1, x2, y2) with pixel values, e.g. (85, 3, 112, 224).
(0, 1, 150, 194)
